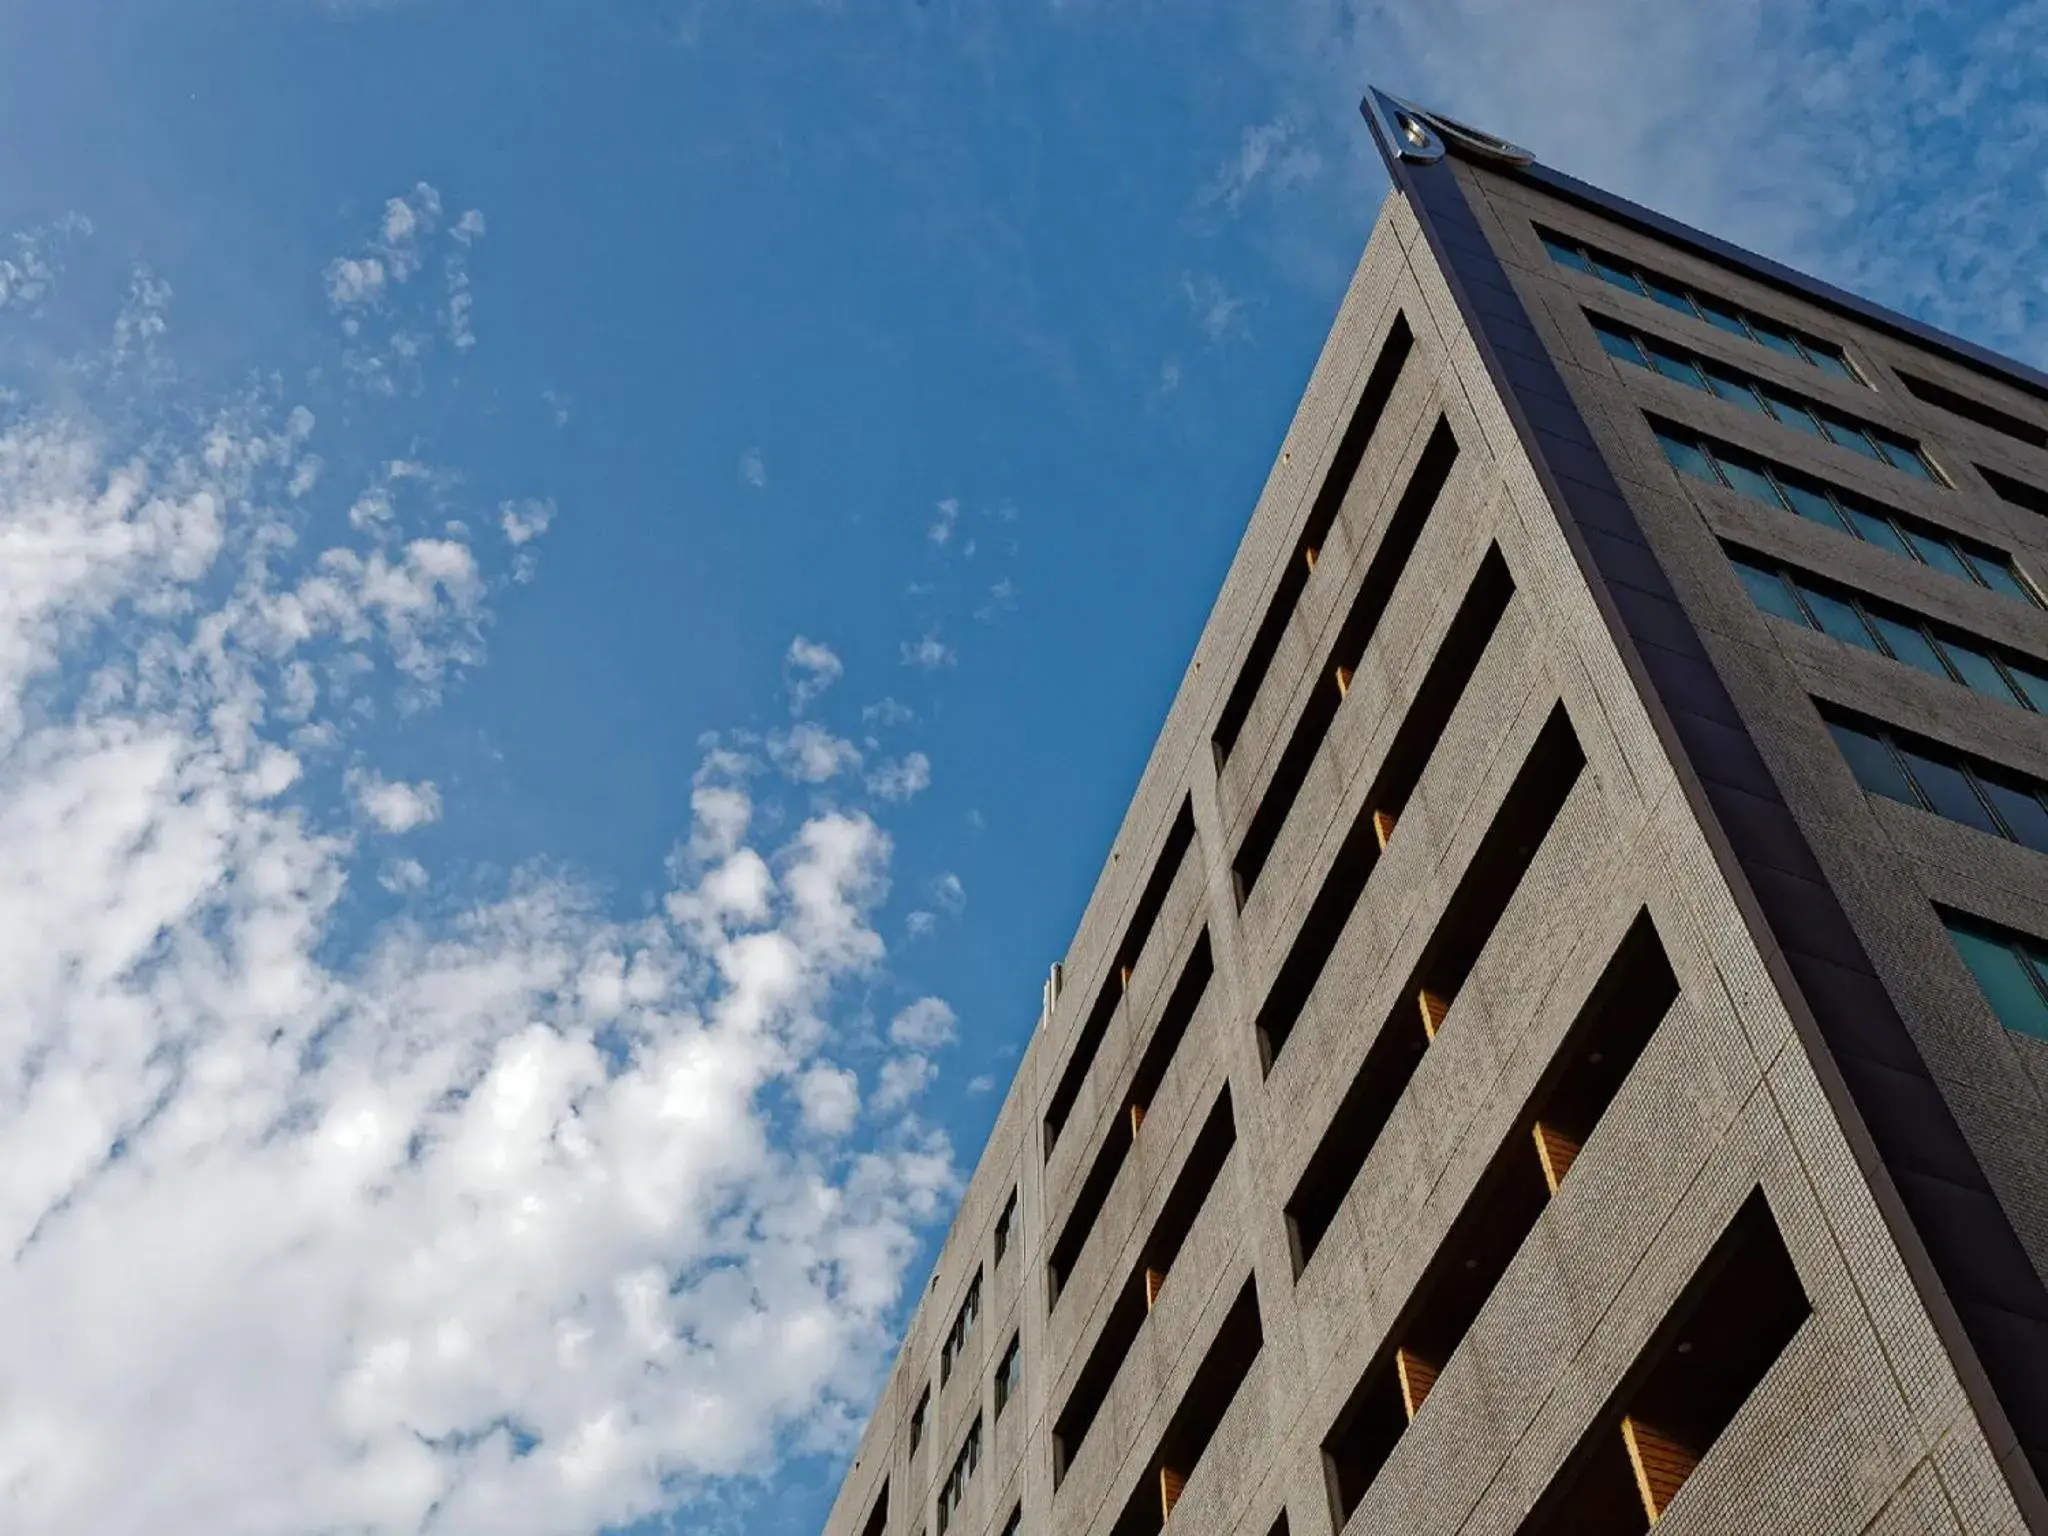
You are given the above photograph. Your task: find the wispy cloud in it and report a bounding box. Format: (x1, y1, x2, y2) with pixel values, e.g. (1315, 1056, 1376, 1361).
(1199, 118, 1322, 213)
(900, 631, 956, 671)
(866, 751, 931, 802)
(739, 447, 767, 488)
(785, 635, 844, 714)
(1182, 271, 1247, 343)
(323, 182, 488, 391)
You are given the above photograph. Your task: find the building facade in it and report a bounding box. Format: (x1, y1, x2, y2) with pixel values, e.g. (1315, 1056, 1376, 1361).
(821, 91, 2048, 1536)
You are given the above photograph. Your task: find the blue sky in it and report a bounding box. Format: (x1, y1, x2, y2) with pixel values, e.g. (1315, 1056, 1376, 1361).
(0, 3, 2040, 1533)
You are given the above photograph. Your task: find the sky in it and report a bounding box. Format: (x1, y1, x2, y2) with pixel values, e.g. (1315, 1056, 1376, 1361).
(0, 2, 2041, 1533)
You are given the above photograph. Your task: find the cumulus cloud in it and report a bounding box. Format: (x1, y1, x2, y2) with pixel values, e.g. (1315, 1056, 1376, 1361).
(348, 768, 444, 833)
(768, 721, 862, 783)
(323, 182, 488, 389)
(899, 632, 955, 671)
(785, 636, 843, 715)
(865, 751, 930, 802)
(889, 997, 957, 1051)
(0, 245, 956, 1536)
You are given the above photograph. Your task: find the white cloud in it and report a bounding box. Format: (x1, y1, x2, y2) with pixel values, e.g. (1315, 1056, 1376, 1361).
(1159, 359, 1182, 393)
(904, 910, 937, 940)
(865, 751, 930, 802)
(873, 1054, 936, 1114)
(500, 498, 553, 547)
(1200, 118, 1322, 212)
(0, 255, 956, 1535)
(1182, 272, 1247, 343)
(325, 255, 387, 309)
(931, 871, 965, 914)
(768, 722, 862, 784)
(785, 636, 843, 715)
(889, 997, 956, 1051)
(900, 632, 955, 671)
(348, 769, 443, 833)
(322, 183, 487, 385)
(862, 697, 914, 729)
(966, 1074, 996, 1095)
(739, 448, 767, 489)
(926, 497, 959, 546)
(380, 857, 429, 893)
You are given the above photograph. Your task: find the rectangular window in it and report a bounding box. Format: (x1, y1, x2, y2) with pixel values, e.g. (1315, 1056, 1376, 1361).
(1942, 910, 2048, 1039)
(1727, 545, 2048, 713)
(1253, 549, 1516, 1065)
(1597, 313, 1934, 479)
(1898, 370, 2048, 450)
(1825, 709, 2048, 852)
(1286, 706, 1585, 1271)
(999, 1505, 1022, 1536)
(937, 1417, 983, 1535)
(1053, 1090, 1236, 1481)
(1104, 1279, 1263, 1536)
(1320, 914, 1677, 1522)
(994, 1334, 1022, 1417)
(1043, 799, 1196, 1157)
(993, 1188, 1018, 1265)
(909, 1388, 929, 1454)
(1047, 933, 1213, 1306)
(1654, 421, 2039, 606)
(940, 1271, 982, 1385)
(1214, 315, 1414, 763)
(1542, 229, 1857, 381)
(859, 1483, 889, 1536)
(1519, 1192, 1810, 1534)
(1982, 462, 2048, 525)
(1232, 419, 1459, 901)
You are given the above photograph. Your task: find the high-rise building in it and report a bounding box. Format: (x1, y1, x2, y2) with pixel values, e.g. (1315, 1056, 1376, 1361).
(822, 89, 2048, 1536)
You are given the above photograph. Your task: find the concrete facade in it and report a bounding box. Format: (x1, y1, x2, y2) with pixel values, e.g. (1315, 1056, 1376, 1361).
(821, 96, 2048, 1536)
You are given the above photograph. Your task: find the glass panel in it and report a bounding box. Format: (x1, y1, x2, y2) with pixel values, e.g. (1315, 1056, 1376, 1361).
(1543, 235, 1595, 274)
(1655, 430, 1719, 484)
(1841, 502, 1910, 555)
(2003, 659, 2048, 712)
(1733, 561, 1809, 625)
(1717, 455, 1786, 507)
(1820, 413, 1884, 459)
(1980, 777, 2048, 853)
(1809, 347, 1858, 383)
(1877, 433, 1936, 480)
(1643, 277, 1698, 317)
(1782, 479, 1850, 530)
(1800, 587, 1880, 650)
(1647, 342, 1707, 389)
(1705, 366, 1767, 412)
(1933, 637, 2018, 701)
(1591, 256, 1645, 294)
(1595, 323, 1647, 366)
(1867, 612, 1948, 678)
(1903, 528, 1976, 583)
(1947, 919, 2048, 1039)
(1696, 298, 1751, 337)
(1898, 746, 2001, 834)
(1762, 388, 1826, 437)
(1828, 720, 1916, 804)
(1749, 322, 1804, 359)
(1964, 550, 2040, 606)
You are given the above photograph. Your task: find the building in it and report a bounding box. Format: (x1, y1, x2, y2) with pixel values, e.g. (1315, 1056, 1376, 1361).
(821, 89, 2048, 1536)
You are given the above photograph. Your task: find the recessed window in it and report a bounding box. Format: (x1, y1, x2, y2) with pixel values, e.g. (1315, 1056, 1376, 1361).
(994, 1334, 1022, 1418)
(998, 1504, 1022, 1536)
(858, 1481, 889, 1536)
(937, 1416, 983, 1535)
(1653, 421, 2040, 607)
(1825, 711, 2048, 851)
(1542, 228, 1858, 381)
(940, 1271, 982, 1385)
(1728, 549, 2048, 712)
(908, 1387, 929, 1454)
(1897, 370, 2048, 450)
(1595, 315, 1935, 479)
(1942, 910, 2048, 1040)
(993, 1188, 1018, 1266)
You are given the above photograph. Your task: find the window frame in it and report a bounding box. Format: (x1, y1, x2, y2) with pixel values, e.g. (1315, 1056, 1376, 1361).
(1941, 910, 2048, 1040)
(1826, 711, 2048, 851)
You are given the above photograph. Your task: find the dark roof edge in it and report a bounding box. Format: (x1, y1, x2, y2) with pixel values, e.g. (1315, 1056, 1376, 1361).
(1360, 86, 2048, 406)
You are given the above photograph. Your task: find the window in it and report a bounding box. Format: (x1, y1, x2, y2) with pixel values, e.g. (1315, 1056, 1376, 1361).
(858, 1483, 889, 1536)
(1232, 419, 1459, 901)
(995, 1334, 1022, 1417)
(992, 1188, 1018, 1265)
(1254, 549, 1516, 1064)
(1519, 1192, 1809, 1534)
(1043, 800, 1196, 1157)
(1728, 550, 2048, 712)
(909, 1387, 929, 1454)
(1826, 713, 2048, 852)
(1215, 313, 1415, 762)
(1542, 228, 1859, 381)
(940, 1271, 982, 1385)
(998, 1505, 1022, 1536)
(1653, 423, 2040, 607)
(1981, 462, 2048, 524)
(937, 1417, 982, 1535)
(1942, 911, 2048, 1040)
(1593, 316, 1936, 479)
(1897, 369, 2048, 450)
